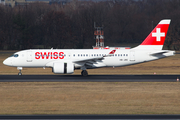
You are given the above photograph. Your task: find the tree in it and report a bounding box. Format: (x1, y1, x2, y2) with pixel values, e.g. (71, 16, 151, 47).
(42, 10, 73, 48)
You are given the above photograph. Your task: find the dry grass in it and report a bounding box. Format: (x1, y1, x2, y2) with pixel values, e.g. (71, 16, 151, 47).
(1, 51, 180, 75)
(0, 82, 180, 114)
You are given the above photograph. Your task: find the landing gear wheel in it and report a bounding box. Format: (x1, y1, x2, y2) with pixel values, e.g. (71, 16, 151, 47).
(18, 72, 22, 76)
(18, 69, 22, 76)
(81, 70, 88, 77)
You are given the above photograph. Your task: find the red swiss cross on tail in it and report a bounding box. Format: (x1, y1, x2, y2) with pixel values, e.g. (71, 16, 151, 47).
(140, 19, 170, 46)
(152, 28, 165, 41)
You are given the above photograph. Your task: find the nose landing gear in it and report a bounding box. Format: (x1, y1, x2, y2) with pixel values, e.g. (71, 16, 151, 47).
(18, 70, 22, 76)
(17, 67, 23, 76)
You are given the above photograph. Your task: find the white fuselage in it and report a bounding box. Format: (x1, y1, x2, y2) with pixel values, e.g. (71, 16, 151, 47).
(3, 48, 174, 69)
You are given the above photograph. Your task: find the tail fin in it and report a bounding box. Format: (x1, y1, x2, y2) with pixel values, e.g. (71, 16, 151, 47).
(134, 19, 171, 50)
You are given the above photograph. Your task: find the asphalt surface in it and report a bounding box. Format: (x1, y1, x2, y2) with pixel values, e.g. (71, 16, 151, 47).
(0, 75, 180, 82)
(0, 115, 180, 119)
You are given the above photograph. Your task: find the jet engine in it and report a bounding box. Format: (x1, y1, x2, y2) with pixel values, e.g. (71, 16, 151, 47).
(53, 62, 74, 74)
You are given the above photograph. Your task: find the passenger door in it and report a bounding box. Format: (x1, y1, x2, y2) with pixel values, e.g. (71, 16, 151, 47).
(27, 51, 33, 62)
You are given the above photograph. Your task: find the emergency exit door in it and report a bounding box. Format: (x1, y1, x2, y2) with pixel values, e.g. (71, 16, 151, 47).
(130, 51, 135, 61)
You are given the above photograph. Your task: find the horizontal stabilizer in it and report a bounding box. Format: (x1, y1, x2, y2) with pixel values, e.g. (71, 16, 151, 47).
(150, 50, 175, 56)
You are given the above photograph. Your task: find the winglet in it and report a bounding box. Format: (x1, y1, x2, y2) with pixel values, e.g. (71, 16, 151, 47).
(103, 50, 116, 57)
(109, 50, 116, 54)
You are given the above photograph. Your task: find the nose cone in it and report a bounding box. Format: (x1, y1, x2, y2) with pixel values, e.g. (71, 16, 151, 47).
(3, 58, 12, 66)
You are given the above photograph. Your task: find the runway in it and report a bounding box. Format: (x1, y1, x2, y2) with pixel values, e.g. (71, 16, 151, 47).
(0, 115, 180, 119)
(0, 75, 179, 82)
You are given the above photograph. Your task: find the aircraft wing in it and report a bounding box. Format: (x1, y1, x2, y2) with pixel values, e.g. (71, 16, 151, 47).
(72, 57, 103, 63)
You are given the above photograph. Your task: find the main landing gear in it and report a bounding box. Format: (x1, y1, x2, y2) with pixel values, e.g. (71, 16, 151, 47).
(81, 70, 88, 77)
(17, 67, 23, 76)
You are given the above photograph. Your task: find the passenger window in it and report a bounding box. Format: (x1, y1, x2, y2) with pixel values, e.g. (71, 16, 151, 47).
(86, 54, 88, 56)
(73, 54, 75, 57)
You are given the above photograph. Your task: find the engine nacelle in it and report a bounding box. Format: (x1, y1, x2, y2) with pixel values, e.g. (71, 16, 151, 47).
(53, 62, 74, 74)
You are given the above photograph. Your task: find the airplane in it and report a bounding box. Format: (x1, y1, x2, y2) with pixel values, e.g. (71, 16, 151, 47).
(3, 19, 175, 76)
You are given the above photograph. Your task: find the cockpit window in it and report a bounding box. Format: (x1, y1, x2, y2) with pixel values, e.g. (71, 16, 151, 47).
(10, 54, 19, 57)
(14, 54, 19, 57)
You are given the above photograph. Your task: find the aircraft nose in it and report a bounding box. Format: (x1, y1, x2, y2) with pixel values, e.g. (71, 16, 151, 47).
(3, 58, 12, 66)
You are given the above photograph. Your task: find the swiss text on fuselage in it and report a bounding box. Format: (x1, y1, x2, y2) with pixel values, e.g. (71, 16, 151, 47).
(35, 52, 64, 59)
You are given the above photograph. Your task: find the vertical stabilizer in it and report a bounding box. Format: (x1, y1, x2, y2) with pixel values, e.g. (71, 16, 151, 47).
(134, 19, 171, 50)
